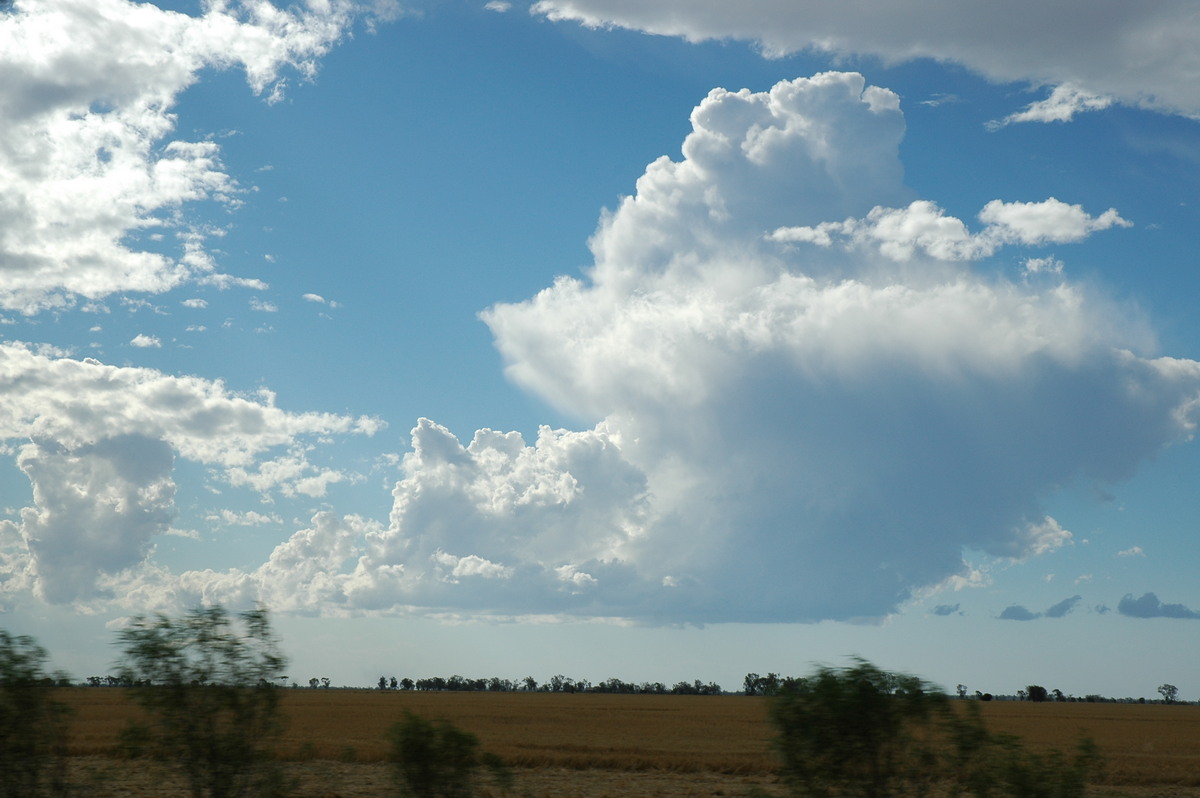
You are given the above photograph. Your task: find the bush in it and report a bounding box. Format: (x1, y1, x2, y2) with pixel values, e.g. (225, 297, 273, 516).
(117, 605, 289, 798)
(769, 659, 1102, 798)
(0, 631, 70, 798)
(389, 710, 511, 798)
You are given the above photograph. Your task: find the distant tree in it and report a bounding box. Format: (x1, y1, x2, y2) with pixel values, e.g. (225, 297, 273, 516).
(522, 676, 537, 692)
(379, 676, 388, 691)
(1026, 685, 1049, 702)
(309, 677, 319, 689)
(116, 605, 288, 798)
(390, 677, 399, 690)
(321, 677, 331, 689)
(1158, 684, 1179, 704)
(956, 684, 968, 699)
(0, 630, 70, 798)
(400, 677, 414, 691)
(1052, 689, 1065, 703)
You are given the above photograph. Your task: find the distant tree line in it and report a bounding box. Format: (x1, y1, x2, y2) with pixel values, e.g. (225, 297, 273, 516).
(367, 673, 723, 695)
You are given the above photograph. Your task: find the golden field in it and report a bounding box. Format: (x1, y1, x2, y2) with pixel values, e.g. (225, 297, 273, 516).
(58, 689, 1200, 797)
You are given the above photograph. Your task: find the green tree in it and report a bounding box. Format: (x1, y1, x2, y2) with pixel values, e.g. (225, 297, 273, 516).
(770, 659, 944, 798)
(1026, 685, 1049, 702)
(117, 605, 288, 798)
(388, 710, 510, 798)
(1158, 683, 1179, 704)
(0, 631, 70, 798)
(768, 659, 1102, 798)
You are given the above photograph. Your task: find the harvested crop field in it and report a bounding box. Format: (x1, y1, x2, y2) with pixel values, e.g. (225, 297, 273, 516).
(60, 689, 1200, 797)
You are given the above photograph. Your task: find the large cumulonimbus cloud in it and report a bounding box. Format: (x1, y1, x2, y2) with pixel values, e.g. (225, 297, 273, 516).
(0, 0, 394, 314)
(531, 1, 1200, 121)
(471, 72, 1200, 623)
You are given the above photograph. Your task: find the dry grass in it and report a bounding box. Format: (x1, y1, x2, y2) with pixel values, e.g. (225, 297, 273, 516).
(57, 689, 1200, 796)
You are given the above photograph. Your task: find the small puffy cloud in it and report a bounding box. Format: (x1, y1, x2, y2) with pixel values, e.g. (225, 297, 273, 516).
(998, 595, 1079, 621)
(931, 603, 961, 616)
(1044, 594, 1082, 618)
(206, 509, 281, 527)
(771, 199, 1130, 263)
(249, 298, 278, 312)
(485, 1, 512, 11)
(531, 1, 1200, 119)
(0, 0, 388, 314)
(999, 605, 1038, 621)
(130, 334, 162, 348)
(181, 298, 208, 309)
(1117, 546, 1145, 557)
(303, 293, 327, 303)
(990, 84, 1114, 129)
(1117, 592, 1200, 619)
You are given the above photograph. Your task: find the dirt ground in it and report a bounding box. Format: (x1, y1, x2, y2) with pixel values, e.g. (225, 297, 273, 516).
(63, 757, 1200, 798)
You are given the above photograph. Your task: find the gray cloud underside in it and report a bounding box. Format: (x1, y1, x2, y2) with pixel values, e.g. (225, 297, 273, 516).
(532, 0, 1200, 119)
(1118, 592, 1200, 619)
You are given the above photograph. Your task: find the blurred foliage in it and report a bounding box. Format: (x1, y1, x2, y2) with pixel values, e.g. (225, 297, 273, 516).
(0, 630, 70, 798)
(389, 710, 512, 798)
(770, 658, 1101, 798)
(117, 605, 290, 798)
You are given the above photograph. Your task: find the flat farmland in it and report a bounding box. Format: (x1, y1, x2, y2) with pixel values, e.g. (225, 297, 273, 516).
(60, 689, 1200, 797)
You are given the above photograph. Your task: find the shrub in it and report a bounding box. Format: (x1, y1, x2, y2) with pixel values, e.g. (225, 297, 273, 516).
(389, 710, 511, 798)
(769, 658, 1102, 798)
(117, 605, 289, 798)
(0, 631, 70, 798)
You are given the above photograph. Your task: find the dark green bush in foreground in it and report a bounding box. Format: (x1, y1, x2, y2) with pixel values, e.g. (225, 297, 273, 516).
(389, 710, 511, 798)
(0, 631, 70, 798)
(117, 606, 290, 798)
(770, 659, 1101, 798)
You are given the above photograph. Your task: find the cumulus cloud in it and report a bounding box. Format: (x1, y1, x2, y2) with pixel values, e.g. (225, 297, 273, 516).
(1117, 592, 1200, 619)
(989, 84, 1115, 128)
(999, 604, 1039, 621)
(531, 1, 1200, 119)
(999, 595, 1080, 621)
(130, 334, 162, 348)
(770, 199, 1131, 263)
(472, 73, 1200, 623)
(1117, 546, 1145, 557)
(0, 342, 379, 603)
(0, 0, 384, 314)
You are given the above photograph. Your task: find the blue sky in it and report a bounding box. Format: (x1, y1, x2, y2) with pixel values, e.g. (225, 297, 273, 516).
(3, 0, 1200, 699)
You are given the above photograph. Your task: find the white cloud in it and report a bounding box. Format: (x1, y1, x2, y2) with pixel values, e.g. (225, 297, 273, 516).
(130, 334, 162, 348)
(249, 298, 278, 312)
(770, 198, 1131, 262)
(531, 0, 1200, 119)
(1118, 545, 1146, 557)
(990, 84, 1114, 129)
(0, 342, 380, 603)
(471, 74, 1200, 623)
(0, 0, 385, 314)
(484, 1, 512, 11)
(181, 298, 208, 309)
